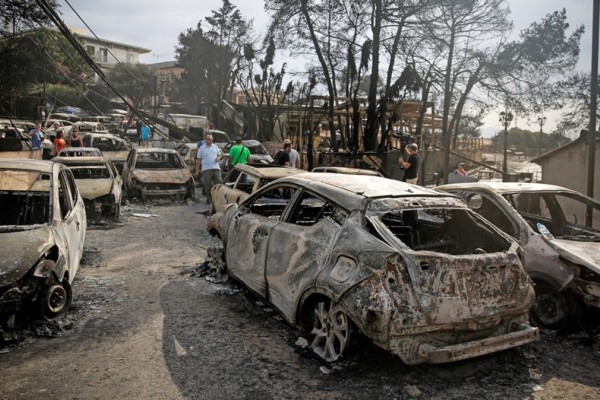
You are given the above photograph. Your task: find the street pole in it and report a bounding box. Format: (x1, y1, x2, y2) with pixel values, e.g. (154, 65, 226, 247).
(537, 116, 546, 156)
(500, 111, 513, 181)
(153, 74, 158, 116)
(587, 0, 599, 222)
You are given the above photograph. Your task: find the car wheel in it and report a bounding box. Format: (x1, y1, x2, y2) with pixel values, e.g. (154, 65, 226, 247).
(40, 278, 73, 321)
(309, 299, 352, 362)
(530, 281, 580, 333)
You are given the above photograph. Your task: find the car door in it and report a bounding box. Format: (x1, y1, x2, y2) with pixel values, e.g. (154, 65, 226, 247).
(225, 184, 299, 298)
(53, 169, 84, 279)
(264, 189, 341, 321)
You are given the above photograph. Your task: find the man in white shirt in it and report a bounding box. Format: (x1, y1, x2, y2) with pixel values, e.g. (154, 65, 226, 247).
(283, 139, 299, 168)
(195, 133, 223, 204)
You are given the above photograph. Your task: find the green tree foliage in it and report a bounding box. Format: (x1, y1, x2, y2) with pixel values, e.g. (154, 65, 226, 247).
(493, 126, 571, 152)
(175, 0, 252, 121)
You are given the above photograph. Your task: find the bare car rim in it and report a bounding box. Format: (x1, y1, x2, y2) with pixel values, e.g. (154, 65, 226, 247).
(531, 281, 580, 332)
(310, 300, 351, 362)
(40, 280, 73, 320)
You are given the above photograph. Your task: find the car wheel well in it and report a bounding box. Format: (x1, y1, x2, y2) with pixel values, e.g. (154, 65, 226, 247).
(45, 246, 60, 262)
(298, 293, 333, 331)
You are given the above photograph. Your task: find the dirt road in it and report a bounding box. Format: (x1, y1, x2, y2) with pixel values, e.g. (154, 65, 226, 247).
(1, 198, 599, 400)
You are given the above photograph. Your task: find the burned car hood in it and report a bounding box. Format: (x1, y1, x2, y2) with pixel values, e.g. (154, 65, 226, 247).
(76, 179, 114, 200)
(0, 227, 54, 286)
(549, 239, 600, 274)
(132, 168, 191, 184)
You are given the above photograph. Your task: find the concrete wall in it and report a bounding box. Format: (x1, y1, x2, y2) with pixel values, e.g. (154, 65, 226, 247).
(539, 141, 600, 197)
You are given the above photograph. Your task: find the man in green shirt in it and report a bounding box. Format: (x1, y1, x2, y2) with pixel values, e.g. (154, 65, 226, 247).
(228, 137, 251, 170)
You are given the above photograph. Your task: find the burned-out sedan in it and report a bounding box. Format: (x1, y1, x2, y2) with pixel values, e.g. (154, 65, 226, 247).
(53, 156, 122, 221)
(208, 173, 538, 365)
(210, 164, 304, 212)
(56, 147, 103, 158)
(437, 182, 600, 332)
(122, 148, 195, 201)
(0, 159, 86, 326)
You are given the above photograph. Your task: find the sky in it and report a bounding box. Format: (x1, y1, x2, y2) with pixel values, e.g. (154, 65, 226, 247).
(56, 0, 594, 135)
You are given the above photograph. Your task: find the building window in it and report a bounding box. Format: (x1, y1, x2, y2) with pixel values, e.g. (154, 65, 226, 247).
(100, 48, 108, 63)
(127, 53, 134, 63)
(86, 45, 95, 56)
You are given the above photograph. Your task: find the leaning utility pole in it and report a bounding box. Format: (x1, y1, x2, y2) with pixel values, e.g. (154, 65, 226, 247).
(587, 0, 598, 226)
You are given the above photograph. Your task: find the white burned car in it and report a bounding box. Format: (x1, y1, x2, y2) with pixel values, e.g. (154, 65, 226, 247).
(0, 159, 86, 326)
(53, 156, 122, 221)
(437, 182, 600, 332)
(209, 173, 538, 365)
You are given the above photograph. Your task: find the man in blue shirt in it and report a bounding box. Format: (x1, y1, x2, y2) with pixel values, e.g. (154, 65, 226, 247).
(195, 133, 223, 204)
(30, 122, 44, 150)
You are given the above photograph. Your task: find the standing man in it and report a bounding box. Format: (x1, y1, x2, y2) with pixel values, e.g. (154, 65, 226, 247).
(274, 142, 291, 166)
(399, 143, 419, 184)
(284, 139, 299, 168)
(30, 122, 44, 150)
(228, 137, 251, 170)
(195, 133, 223, 204)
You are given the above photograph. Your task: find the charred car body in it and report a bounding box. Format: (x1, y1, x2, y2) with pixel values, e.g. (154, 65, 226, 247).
(0, 160, 86, 326)
(53, 156, 122, 221)
(208, 173, 538, 365)
(437, 182, 600, 332)
(122, 148, 195, 201)
(82, 133, 130, 173)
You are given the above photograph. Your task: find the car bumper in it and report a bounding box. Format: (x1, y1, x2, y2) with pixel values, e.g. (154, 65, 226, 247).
(141, 187, 187, 197)
(398, 323, 539, 365)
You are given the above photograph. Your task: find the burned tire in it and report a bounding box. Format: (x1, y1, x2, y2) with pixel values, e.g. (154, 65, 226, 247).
(307, 299, 352, 362)
(530, 281, 580, 333)
(40, 279, 73, 321)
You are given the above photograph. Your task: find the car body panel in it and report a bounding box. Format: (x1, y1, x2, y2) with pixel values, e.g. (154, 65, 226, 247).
(57, 147, 103, 157)
(437, 182, 600, 310)
(209, 174, 538, 365)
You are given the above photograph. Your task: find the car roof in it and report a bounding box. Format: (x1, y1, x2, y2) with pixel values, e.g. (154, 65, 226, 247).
(275, 173, 446, 210)
(86, 132, 124, 140)
(0, 159, 56, 173)
(53, 156, 109, 165)
(59, 147, 101, 153)
(135, 148, 178, 154)
(234, 164, 304, 179)
(312, 166, 382, 176)
(437, 182, 579, 195)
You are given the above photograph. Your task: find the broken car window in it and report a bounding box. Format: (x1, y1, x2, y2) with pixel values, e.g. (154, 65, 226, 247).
(250, 185, 297, 219)
(467, 193, 516, 237)
(288, 191, 335, 226)
(378, 207, 509, 255)
(0, 170, 51, 226)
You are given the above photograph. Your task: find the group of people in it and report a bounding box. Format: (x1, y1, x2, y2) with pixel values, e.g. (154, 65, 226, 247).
(194, 134, 301, 206)
(29, 121, 83, 159)
(398, 143, 468, 184)
(135, 119, 152, 147)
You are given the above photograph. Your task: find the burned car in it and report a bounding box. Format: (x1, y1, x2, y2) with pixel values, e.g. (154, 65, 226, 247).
(0, 159, 86, 326)
(56, 147, 103, 158)
(53, 156, 122, 221)
(210, 164, 304, 212)
(437, 182, 600, 332)
(82, 132, 131, 172)
(208, 173, 538, 365)
(122, 148, 195, 201)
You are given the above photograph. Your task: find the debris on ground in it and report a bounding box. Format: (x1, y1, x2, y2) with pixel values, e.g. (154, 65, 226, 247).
(187, 245, 226, 282)
(295, 337, 309, 348)
(404, 385, 422, 398)
(319, 366, 332, 375)
(130, 213, 158, 218)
